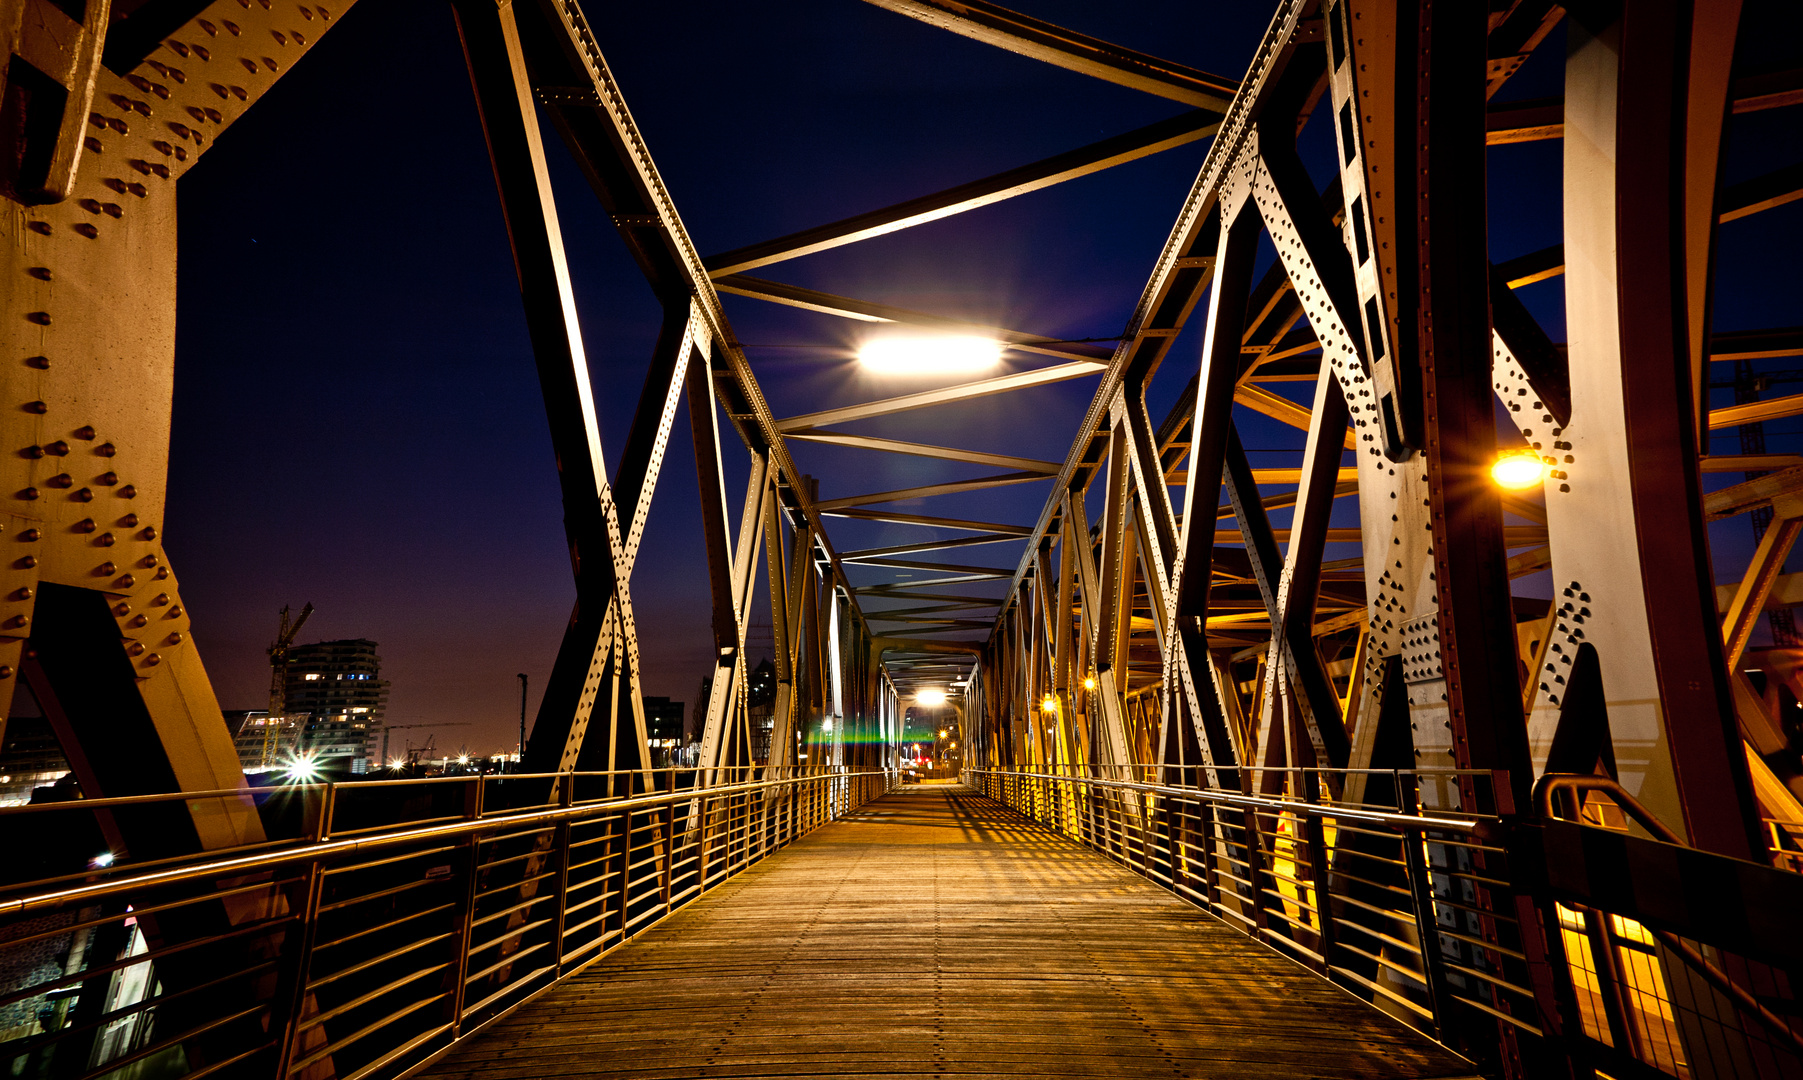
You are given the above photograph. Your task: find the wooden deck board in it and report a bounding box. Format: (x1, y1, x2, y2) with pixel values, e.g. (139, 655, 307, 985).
(419, 785, 1479, 1079)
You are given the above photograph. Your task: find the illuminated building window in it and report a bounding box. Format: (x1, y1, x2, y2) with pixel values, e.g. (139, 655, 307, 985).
(1556, 904, 1613, 1047)
(1608, 915, 1689, 1078)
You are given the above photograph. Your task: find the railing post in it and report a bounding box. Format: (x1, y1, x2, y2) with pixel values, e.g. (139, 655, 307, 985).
(1238, 804, 1275, 940)
(1300, 769, 1337, 974)
(1398, 780, 1454, 1040)
(662, 768, 677, 913)
(448, 776, 486, 1036)
(551, 772, 574, 978)
(272, 784, 334, 1080)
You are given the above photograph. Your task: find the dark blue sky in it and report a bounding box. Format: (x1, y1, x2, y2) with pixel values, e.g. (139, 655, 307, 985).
(166, 0, 1801, 756)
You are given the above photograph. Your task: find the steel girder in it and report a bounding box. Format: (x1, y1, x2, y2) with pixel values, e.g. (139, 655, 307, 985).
(0, 0, 371, 853)
(967, 0, 1794, 849)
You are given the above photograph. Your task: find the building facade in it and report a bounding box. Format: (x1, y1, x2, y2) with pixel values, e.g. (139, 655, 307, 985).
(286, 639, 390, 774)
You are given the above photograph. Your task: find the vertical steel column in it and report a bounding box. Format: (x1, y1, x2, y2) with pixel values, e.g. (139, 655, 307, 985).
(1534, 0, 1759, 856)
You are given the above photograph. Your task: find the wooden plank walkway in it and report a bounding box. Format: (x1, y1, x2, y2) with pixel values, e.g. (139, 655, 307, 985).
(420, 784, 1479, 1079)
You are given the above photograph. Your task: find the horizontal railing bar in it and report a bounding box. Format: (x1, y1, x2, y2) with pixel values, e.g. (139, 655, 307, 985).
(316, 902, 458, 957)
(2, 771, 886, 917)
(311, 932, 459, 991)
(966, 769, 1486, 832)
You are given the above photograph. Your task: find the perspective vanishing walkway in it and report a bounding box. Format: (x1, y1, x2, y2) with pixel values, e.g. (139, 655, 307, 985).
(417, 783, 1479, 1079)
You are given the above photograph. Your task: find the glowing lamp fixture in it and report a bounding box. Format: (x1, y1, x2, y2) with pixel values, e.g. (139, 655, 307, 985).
(281, 752, 321, 784)
(388, 758, 406, 771)
(916, 688, 947, 706)
(1490, 448, 1548, 490)
(1040, 696, 1058, 714)
(858, 335, 1002, 376)
(1083, 676, 1097, 691)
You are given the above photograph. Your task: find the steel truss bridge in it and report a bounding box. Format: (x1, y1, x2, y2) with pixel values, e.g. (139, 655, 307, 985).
(2, 0, 1803, 1077)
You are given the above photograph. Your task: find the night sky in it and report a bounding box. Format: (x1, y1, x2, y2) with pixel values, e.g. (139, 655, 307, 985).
(165, 0, 1802, 758)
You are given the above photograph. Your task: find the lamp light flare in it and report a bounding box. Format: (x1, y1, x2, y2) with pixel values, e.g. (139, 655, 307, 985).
(916, 688, 947, 706)
(858, 335, 1002, 376)
(1083, 676, 1096, 691)
(1490, 448, 1548, 490)
(281, 752, 321, 784)
(1040, 696, 1057, 714)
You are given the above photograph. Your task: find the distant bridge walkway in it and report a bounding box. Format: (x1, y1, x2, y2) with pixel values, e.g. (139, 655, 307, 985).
(419, 784, 1476, 1080)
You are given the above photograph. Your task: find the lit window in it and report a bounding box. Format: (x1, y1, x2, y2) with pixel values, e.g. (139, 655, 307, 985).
(304, 674, 321, 681)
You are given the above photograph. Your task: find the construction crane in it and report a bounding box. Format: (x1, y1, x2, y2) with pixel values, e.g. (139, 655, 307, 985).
(378, 722, 469, 768)
(262, 603, 315, 769)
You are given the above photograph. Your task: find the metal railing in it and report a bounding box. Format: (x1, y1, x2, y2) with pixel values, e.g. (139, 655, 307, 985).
(0, 765, 891, 1080)
(967, 763, 1803, 1079)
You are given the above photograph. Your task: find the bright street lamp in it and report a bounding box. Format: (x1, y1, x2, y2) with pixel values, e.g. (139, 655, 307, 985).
(1490, 448, 1548, 490)
(858, 335, 1002, 376)
(916, 688, 947, 707)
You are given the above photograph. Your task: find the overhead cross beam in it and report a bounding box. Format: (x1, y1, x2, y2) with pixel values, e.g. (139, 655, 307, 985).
(858, 0, 1239, 111)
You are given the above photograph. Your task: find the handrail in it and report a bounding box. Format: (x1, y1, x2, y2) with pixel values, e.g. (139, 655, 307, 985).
(1532, 772, 1803, 1056)
(0, 765, 756, 816)
(1, 769, 888, 919)
(965, 767, 1488, 833)
(1531, 773, 1682, 842)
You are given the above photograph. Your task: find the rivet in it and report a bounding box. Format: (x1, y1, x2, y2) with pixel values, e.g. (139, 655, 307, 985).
(127, 642, 144, 656)
(113, 601, 131, 615)
(97, 443, 116, 457)
(98, 472, 118, 485)
(73, 426, 95, 440)
(76, 489, 95, 503)
(142, 526, 156, 539)
(15, 588, 33, 601)
(26, 267, 50, 281)
(153, 566, 168, 579)
(19, 488, 38, 500)
(140, 554, 157, 568)
(22, 446, 44, 459)
(27, 357, 50, 369)
(117, 574, 136, 587)
(74, 519, 95, 533)
(129, 615, 148, 627)
(153, 593, 170, 606)
(169, 604, 182, 617)
(17, 556, 36, 568)
(45, 441, 68, 456)
(26, 312, 51, 325)
(99, 561, 117, 575)
(48, 474, 70, 488)
(145, 653, 162, 666)
(21, 529, 40, 542)
(23, 401, 47, 414)
(97, 531, 114, 545)
(120, 485, 136, 498)
(5, 615, 27, 629)
(120, 514, 138, 527)
(0, 666, 11, 679)
(168, 632, 184, 645)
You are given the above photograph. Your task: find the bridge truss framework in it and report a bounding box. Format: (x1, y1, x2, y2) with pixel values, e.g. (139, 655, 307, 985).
(5, 0, 1803, 1076)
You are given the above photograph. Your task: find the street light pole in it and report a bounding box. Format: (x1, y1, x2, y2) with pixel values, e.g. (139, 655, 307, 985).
(517, 673, 528, 771)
